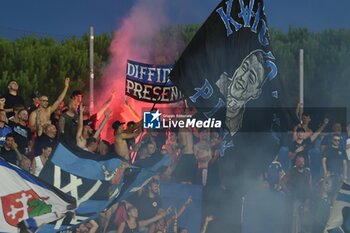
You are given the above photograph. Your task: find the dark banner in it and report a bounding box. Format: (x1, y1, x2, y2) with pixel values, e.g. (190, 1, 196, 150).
(169, 0, 280, 136)
(168, 0, 287, 181)
(125, 60, 184, 103)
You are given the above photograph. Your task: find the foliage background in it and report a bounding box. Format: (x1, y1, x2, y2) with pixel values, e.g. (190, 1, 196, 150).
(1, 26, 350, 114)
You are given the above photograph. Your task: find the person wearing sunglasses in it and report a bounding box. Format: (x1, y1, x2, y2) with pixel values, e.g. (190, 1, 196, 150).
(322, 133, 348, 200)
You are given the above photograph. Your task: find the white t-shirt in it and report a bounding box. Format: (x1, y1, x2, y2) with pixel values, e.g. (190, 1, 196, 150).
(34, 156, 44, 176)
(346, 138, 350, 160)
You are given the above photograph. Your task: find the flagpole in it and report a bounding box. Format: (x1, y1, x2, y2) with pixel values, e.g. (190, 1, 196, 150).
(89, 26, 94, 113)
(131, 77, 173, 164)
(299, 49, 304, 122)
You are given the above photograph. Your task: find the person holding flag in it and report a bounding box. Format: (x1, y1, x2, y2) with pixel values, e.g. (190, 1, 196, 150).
(169, 0, 285, 231)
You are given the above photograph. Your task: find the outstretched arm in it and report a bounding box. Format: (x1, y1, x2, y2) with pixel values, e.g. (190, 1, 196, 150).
(29, 111, 38, 133)
(96, 93, 114, 120)
(310, 117, 329, 142)
(50, 78, 70, 113)
(93, 109, 111, 139)
(201, 215, 214, 233)
(167, 196, 192, 226)
(295, 102, 303, 122)
(76, 105, 84, 145)
(36, 109, 43, 136)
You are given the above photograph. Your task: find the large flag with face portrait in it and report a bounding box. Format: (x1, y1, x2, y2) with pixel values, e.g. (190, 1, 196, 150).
(169, 0, 285, 178)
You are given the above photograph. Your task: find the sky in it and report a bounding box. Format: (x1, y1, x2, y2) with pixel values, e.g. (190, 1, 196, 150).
(0, 0, 350, 39)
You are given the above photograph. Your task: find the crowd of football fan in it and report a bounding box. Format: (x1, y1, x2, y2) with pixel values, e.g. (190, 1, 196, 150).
(1, 79, 349, 233)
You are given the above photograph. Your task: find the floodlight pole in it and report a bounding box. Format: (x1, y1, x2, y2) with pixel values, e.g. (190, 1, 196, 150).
(89, 26, 94, 113)
(299, 49, 304, 121)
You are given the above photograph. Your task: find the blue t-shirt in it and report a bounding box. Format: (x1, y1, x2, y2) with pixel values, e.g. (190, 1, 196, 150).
(0, 124, 12, 146)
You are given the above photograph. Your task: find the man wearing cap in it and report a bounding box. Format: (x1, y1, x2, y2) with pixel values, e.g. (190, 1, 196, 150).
(3, 80, 25, 118)
(113, 120, 142, 161)
(29, 78, 70, 133)
(8, 108, 32, 155)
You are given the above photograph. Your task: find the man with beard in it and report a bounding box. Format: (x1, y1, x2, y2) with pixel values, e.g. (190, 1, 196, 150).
(8, 108, 32, 155)
(127, 178, 163, 233)
(29, 78, 70, 133)
(0, 133, 24, 165)
(281, 156, 312, 233)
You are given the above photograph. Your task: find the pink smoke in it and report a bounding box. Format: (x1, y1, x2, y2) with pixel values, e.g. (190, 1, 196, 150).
(95, 0, 177, 142)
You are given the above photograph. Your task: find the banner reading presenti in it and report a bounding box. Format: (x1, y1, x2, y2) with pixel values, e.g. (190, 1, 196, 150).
(125, 60, 184, 103)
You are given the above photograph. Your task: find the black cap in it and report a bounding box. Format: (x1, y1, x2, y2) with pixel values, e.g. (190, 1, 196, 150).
(83, 119, 94, 127)
(112, 120, 125, 130)
(127, 121, 136, 127)
(296, 127, 305, 133)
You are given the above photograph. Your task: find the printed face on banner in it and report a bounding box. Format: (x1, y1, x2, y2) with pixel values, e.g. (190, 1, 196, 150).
(216, 49, 267, 135)
(228, 50, 265, 101)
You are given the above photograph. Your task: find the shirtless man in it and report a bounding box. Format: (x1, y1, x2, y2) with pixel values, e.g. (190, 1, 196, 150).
(76, 105, 111, 150)
(113, 120, 142, 161)
(29, 78, 70, 133)
(178, 127, 194, 155)
(173, 126, 197, 184)
(294, 103, 313, 140)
